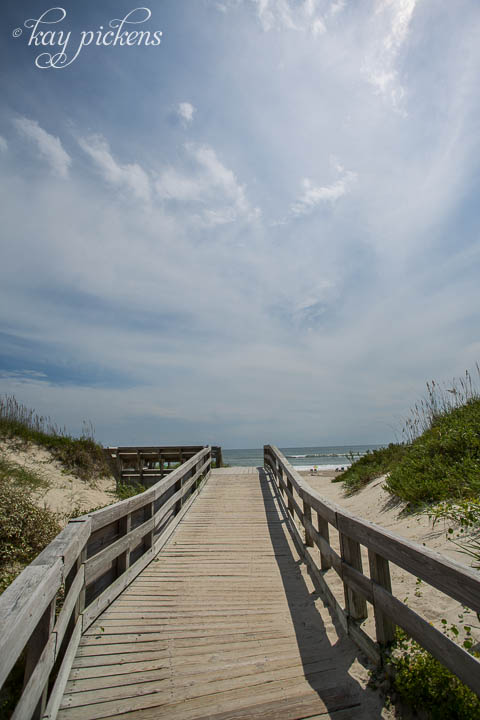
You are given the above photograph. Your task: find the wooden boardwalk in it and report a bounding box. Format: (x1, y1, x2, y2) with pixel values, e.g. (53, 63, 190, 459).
(57, 468, 380, 720)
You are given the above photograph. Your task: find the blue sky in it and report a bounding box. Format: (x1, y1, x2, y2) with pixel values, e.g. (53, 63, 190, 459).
(1, 0, 480, 448)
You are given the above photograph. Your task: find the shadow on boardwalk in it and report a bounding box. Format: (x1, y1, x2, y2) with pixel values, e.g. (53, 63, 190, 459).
(258, 467, 384, 719)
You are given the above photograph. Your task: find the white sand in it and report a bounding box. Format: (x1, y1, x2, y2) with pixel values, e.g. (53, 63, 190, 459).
(0, 439, 116, 524)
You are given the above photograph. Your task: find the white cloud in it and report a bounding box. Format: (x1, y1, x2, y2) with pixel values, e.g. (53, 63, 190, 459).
(290, 166, 356, 216)
(13, 117, 71, 177)
(177, 102, 195, 126)
(0, 136, 7, 153)
(156, 143, 259, 226)
(330, 1, 345, 16)
(78, 134, 151, 202)
(220, 0, 329, 35)
(364, 0, 418, 109)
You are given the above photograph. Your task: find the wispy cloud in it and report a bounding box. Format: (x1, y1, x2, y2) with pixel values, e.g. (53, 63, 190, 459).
(290, 163, 356, 217)
(156, 142, 260, 226)
(363, 0, 418, 109)
(177, 101, 195, 126)
(13, 117, 71, 177)
(0, 136, 7, 153)
(78, 134, 151, 202)
(216, 0, 329, 35)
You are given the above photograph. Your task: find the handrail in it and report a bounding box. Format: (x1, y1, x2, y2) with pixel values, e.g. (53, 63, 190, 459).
(0, 446, 213, 720)
(264, 444, 480, 697)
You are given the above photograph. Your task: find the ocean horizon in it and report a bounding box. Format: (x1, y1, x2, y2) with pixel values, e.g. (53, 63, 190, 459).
(222, 444, 383, 471)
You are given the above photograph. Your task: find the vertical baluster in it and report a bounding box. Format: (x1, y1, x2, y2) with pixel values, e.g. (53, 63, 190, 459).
(317, 512, 332, 570)
(145, 501, 154, 551)
(339, 532, 368, 620)
(303, 498, 313, 547)
(117, 512, 131, 575)
(369, 550, 396, 645)
(286, 475, 294, 516)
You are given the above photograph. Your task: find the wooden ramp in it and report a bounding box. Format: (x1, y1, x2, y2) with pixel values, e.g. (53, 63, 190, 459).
(57, 468, 379, 719)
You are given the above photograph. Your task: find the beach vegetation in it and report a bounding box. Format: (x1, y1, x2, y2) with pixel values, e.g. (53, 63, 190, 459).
(384, 398, 480, 504)
(0, 459, 60, 594)
(116, 481, 147, 499)
(338, 368, 480, 505)
(0, 395, 112, 481)
(384, 628, 480, 719)
(334, 443, 407, 494)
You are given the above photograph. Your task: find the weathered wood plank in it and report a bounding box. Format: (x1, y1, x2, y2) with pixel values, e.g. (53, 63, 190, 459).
(87, 449, 209, 531)
(368, 550, 395, 645)
(0, 561, 62, 688)
(43, 619, 82, 720)
(53, 565, 85, 655)
(58, 468, 376, 720)
(12, 632, 56, 720)
(82, 470, 209, 631)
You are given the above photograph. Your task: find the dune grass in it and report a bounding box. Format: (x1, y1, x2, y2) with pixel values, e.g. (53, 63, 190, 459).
(385, 399, 480, 504)
(339, 368, 480, 505)
(0, 395, 111, 481)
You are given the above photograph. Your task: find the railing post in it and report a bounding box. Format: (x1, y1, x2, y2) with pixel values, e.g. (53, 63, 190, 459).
(277, 464, 284, 496)
(339, 532, 368, 620)
(175, 474, 183, 514)
(368, 549, 396, 645)
(317, 512, 332, 570)
(286, 474, 294, 516)
(145, 501, 154, 550)
(65, 547, 87, 625)
(117, 512, 131, 574)
(23, 597, 56, 719)
(302, 498, 313, 547)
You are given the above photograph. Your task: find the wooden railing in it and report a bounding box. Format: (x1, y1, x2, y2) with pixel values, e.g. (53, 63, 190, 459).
(105, 444, 223, 487)
(0, 447, 212, 720)
(264, 444, 480, 697)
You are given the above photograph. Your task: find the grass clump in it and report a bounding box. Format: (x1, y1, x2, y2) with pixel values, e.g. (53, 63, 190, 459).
(385, 399, 480, 504)
(385, 629, 480, 719)
(116, 482, 147, 500)
(0, 395, 111, 481)
(335, 443, 407, 495)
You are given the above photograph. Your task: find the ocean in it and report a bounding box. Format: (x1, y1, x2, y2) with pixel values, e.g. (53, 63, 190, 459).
(222, 445, 383, 471)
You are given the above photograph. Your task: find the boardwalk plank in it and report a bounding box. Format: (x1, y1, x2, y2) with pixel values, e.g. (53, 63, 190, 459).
(58, 469, 378, 720)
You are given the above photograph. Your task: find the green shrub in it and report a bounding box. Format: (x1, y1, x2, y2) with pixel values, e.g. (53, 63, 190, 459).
(116, 482, 147, 500)
(0, 477, 60, 594)
(386, 629, 480, 719)
(385, 399, 480, 504)
(335, 443, 407, 495)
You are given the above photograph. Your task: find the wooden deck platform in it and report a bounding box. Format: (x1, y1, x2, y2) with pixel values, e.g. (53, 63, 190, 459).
(57, 468, 379, 719)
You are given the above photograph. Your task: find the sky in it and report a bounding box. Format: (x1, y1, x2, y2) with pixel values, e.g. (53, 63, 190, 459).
(1, 0, 480, 448)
